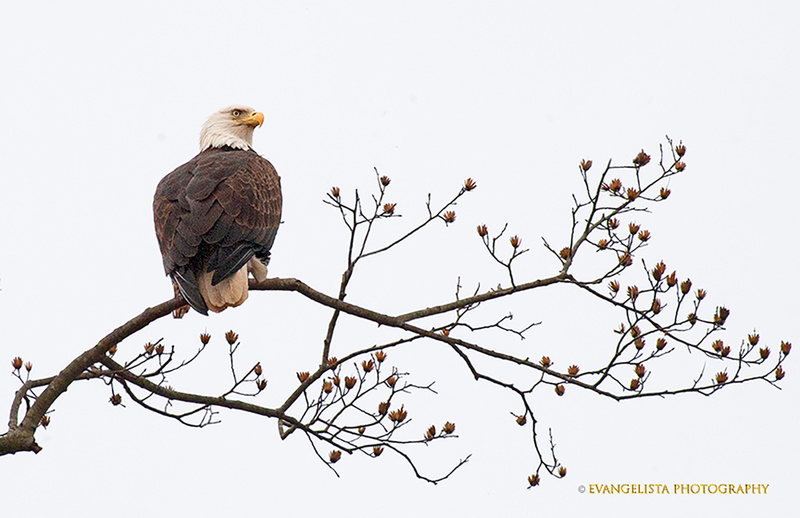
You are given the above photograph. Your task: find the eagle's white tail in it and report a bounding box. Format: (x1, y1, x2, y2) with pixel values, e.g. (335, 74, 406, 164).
(198, 267, 248, 313)
(247, 257, 268, 282)
(197, 258, 267, 313)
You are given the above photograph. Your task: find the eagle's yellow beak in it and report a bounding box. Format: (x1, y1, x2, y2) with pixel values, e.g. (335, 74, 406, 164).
(242, 111, 264, 127)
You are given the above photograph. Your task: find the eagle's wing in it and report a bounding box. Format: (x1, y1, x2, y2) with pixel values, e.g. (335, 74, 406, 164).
(154, 148, 282, 314)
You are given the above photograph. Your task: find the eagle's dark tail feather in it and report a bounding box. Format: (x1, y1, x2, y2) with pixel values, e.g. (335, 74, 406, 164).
(209, 243, 257, 286)
(171, 268, 209, 315)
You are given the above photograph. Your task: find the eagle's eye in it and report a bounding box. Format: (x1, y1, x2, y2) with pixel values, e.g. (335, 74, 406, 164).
(231, 109, 242, 117)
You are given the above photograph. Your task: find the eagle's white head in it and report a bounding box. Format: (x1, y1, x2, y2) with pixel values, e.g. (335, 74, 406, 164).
(199, 105, 265, 151)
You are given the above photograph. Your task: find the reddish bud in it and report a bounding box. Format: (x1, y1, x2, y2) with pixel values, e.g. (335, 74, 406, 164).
(358, 426, 366, 435)
(675, 141, 686, 157)
(443, 211, 456, 223)
(630, 325, 641, 338)
(225, 330, 238, 345)
(385, 376, 397, 388)
(675, 161, 686, 172)
(516, 414, 527, 426)
(443, 421, 456, 434)
(634, 338, 645, 350)
(608, 280, 620, 293)
(380, 175, 391, 187)
(714, 306, 730, 326)
(597, 239, 609, 250)
(608, 178, 623, 192)
(665, 271, 678, 287)
(633, 150, 651, 167)
(256, 379, 267, 391)
(388, 404, 407, 423)
(638, 230, 651, 242)
(555, 384, 565, 396)
(558, 466, 567, 478)
(329, 450, 341, 463)
(426, 425, 437, 440)
(559, 247, 571, 259)
(635, 364, 646, 378)
(627, 286, 640, 301)
(463, 178, 477, 191)
(696, 289, 707, 300)
(200, 333, 211, 345)
(630, 378, 640, 390)
(580, 159, 592, 172)
(715, 371, 728, 385)
(619, 252, 633, 266)
(781, 341, 792, 356)
(477, 224, 488, 237)
(109, 394, 122, 406)
(567, 365, 579, 376)
(775, 366, 785, 380)
(373, 446, 384, 456)
(297, 371, 310, 383)
(24, 361, 32, 372)
(362, 359, 374, 373)
(12, 357, 23, 370)
(330, 186, 340, 198)
(759, 347, 770, 360)
(322, 380, 333, 394)
(510, 235, 522, 249)
(628, 222, 640, 235)
(659, 187, 671, 199)
(608, 217, 620, 229)
(626, 188, 640, 201)
(108, 345, 117, 356)
(40, 415, 51, 428)
(656, 337, 667, 351)
(540, 356, 551, 368)
(378, 401, 390, 416)
(382, 203, 396, 215)
(254, 362, 263, 376)
(748, 333, 760, 346)
(528, 474, 540, 487)
(651, 298, 662, 314)
(344, 376, 357, 389)
(652, 261, 666, 281)
(712, 340, 724, 353)
(327, 356, 337, 366)
(375, 351, 387, 363)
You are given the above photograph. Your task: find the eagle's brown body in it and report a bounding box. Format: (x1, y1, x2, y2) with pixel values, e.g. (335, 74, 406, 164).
(154, 145, 282, 314)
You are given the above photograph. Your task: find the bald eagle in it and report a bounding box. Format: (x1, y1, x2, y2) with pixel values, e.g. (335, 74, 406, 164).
(153, 106, 282, 314)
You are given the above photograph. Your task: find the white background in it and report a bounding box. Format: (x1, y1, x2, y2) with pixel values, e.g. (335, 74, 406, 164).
(1, 1, 797, 515)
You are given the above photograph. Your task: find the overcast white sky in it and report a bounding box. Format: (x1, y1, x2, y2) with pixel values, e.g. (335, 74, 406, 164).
(1, 1, 798, 515)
